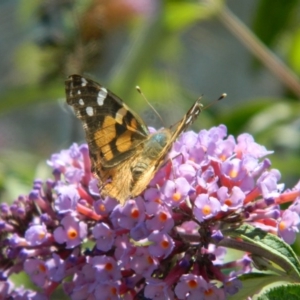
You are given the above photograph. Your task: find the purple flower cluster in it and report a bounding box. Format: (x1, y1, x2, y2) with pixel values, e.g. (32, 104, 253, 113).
(1, 125, 300, 299)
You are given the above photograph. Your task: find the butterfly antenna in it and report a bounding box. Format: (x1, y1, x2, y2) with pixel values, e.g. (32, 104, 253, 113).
(203, 93, 227, 110)
(136, 86, 165, 126)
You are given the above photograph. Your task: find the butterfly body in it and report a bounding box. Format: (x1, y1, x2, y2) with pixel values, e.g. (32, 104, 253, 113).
(66, 75, 202, 204)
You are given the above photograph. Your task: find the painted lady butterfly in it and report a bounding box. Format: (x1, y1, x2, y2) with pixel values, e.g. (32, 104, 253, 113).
(66, 75, 202, 204)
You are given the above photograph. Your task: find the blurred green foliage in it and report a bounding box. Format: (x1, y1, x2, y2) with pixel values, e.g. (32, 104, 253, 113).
(252, 0, 300, 48)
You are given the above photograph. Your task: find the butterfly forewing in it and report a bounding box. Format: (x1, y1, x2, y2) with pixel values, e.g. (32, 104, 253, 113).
(65, 75, 149, 168)
(170, 97, 202, 139)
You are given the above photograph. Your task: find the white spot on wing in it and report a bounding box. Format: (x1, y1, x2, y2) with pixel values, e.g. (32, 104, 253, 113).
(79, 99, 84, 105)
(81, 78, 87, 86)
(185, 115, 193, 125)
(97, 87, 107, 106)
(86, 107, 93, 116)
(189, 104, 199, 115)
(77, 90, 81, 95)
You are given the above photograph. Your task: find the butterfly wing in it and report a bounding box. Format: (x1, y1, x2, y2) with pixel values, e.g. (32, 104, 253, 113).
(66, 74, 203, 204)
(65, 75, 149, 202)
(129, 98, 203, 197)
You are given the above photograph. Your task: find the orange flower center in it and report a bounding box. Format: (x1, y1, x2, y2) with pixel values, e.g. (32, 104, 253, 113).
(187, 279, 198, 289)
(204, 288, 213, 296)
(159, 212, 167, 222)
(202, 204, 212, 215)
(98, 203, 106, 212)
(279, 221, 286, 231)
(147, 256, 154, 264)
(224, 198, 232, 206)
(172, 192, 181, 202)
(161, 240, 169, 249)
(229, 169, 238, 178)
(38, 231, 46, 239)
(105, 262, 113, 271)
(67, 227, 78, 239)
(38, 263, 46, 273)
(131, 208, 139, 219)
(110, 287, 117, 295)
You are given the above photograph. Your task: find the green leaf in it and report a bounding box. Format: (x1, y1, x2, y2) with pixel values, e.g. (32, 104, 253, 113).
(222, 224, 300, 282)
(217, 98, 277, 135)
(229, 273, 285, 300)
(0, 81, 63, 114)
(289, 28, 300, 74)
(257, 283, 300, 300)
(0, 150, 50, 201)
(217, 98, 300, 137)
(164, 1, 223, 32)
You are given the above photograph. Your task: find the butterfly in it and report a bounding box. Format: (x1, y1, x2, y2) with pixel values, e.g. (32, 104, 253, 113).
(65, 74, 202, 205)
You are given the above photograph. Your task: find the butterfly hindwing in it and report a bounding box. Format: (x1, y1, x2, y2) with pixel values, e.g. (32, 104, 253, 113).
(65, 74, 202, 204)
